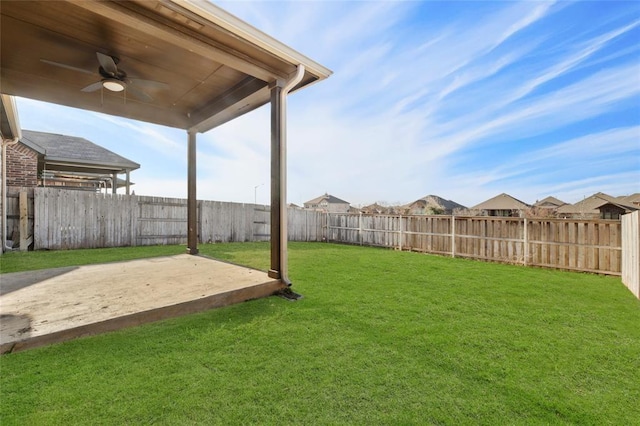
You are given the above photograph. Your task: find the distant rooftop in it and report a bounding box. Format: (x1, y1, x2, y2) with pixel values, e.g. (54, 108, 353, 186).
(21, 130, 140, 172)
(304, 193, 350, 205)
(471, 193, 530, 210)
(557, 192, 637, 214)
(534, 196, 566, 208)
(411, 194, 467, 210)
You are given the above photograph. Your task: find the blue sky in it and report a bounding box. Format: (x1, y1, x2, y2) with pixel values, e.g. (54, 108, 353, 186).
(15, 0, 640, 207)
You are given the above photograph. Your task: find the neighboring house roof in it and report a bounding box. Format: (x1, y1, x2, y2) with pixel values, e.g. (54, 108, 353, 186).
(621, 193, 640, 206)
(534, 196, 566, 208)
(21, 130, 140, 172)
(304, 193, 349, 205)
(556, 192, 638, 215)
(410, 194, 467, 211)
(360, 203, 400, 214)
(361, 203, 385, 213)
(600, 200, 639, 212)
(471, 193, 530, 210)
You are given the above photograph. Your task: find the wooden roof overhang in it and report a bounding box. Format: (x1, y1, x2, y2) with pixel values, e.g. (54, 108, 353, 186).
(1, 1, 331, 283)
(0, 0, 330, 133)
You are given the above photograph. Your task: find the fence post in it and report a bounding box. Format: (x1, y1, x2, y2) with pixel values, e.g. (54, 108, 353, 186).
(451, 215, 456, 258)
(359, 211, 363, 245)
(621, 211, 640, 299)
(523, 217, 528, 266)
(399, 215, 403, 251)
(19, 190, 31, 251)
(326, 212, 330, 242)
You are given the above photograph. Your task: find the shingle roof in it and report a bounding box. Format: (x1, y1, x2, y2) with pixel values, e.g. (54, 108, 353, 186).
(534, 196, 566, 208)
(471, 193, 530, 210)
(621, 193, 640, 206)
(20, 130, 140, 171)
(556, 192, 638, 214)
(304, 193, 350, 205)
(412, 194, 467, 210)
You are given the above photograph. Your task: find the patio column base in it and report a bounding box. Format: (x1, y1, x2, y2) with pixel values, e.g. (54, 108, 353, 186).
(268, 269, 280, 279)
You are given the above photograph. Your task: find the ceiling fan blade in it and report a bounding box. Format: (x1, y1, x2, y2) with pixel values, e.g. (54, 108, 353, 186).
(81, 81, 104, 92)
(129, 78, 170, 90)
(96, 52, 118, 76)
(126, 85, 153, 102)
(41, 59, 95, 75)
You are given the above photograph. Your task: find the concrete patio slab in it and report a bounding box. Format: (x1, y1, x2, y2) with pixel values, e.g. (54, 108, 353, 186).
(0, 254, 284, 353)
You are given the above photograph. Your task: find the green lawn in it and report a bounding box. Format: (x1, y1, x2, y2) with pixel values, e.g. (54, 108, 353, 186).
(1, 243, 639, 425)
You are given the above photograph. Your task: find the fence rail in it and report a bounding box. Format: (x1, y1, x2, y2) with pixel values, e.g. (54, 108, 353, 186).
(29, 187, 324, 250)
(327, 213, 623, 275)
(4, 187, 635, 280)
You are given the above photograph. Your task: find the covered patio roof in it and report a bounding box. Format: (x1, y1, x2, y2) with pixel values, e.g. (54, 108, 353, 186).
(0, 0, 330, 132)
(1, 0, 331, 286)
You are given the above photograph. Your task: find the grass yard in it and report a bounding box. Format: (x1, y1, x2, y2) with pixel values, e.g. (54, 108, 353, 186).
(1, 242, 639, 424)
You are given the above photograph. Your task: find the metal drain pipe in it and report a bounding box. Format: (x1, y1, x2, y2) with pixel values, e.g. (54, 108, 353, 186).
(270, 65, 305, 286)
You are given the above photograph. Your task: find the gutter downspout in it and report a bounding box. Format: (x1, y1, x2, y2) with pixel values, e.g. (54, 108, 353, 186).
(276, 64, 305, 287)
(2, 137, 21, 252)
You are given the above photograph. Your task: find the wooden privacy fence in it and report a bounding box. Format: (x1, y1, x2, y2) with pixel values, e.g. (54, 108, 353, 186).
(32, 187, 324, 249)
(621, 211, 640, 298)
(327, 213, 624, 275)
(9, 187, 635, 279)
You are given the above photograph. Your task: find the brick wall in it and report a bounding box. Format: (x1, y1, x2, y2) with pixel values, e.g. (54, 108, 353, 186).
(6, 143, 38, 187)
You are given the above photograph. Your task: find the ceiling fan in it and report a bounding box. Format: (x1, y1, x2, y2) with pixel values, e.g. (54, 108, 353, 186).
(41, 52, 169, 102)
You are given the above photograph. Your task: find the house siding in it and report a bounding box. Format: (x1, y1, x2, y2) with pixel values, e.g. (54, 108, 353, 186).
(6, 143, 38, 187)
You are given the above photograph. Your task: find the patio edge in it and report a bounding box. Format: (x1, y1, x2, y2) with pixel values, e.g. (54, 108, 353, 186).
(1, 279, 285, 354)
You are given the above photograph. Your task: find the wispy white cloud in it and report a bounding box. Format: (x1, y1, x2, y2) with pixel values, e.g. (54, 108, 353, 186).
(495, 17, 640, 109)
(14, 1, 640, 208)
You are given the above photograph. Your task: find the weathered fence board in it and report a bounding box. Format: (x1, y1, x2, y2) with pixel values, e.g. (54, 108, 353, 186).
(4, 187, 34, 250)
(326, 213, 623, 275)
(621, 211, 639, 298)
(17, 188, 628, 277)
(137, 196, 187, 245)
(526, 218, 621, 275)
(35, 187, 136, 249)
(30, 188, 326, 250)
(288, 208, 324, 242)
(200, 200, 255, 243)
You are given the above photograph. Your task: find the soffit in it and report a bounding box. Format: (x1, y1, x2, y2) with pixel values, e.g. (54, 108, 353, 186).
(0, 0, 330, 133)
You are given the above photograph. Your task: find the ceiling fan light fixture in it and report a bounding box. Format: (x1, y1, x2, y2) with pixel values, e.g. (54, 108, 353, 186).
(102, 79, 125, 92)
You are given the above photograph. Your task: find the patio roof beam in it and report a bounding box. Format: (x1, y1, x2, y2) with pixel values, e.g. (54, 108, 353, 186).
(71, 0, 286, 83)
(188, 77, 269, 134)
